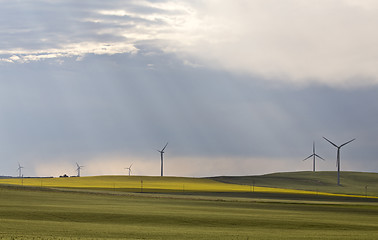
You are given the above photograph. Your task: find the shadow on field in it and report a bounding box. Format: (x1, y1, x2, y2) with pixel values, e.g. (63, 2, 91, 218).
(1, 184, 377, 204)
(151, 191, 378, 203)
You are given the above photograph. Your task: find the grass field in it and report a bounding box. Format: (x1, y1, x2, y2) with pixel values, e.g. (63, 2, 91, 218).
(211, 171, 378, 197)
(1, 172, 378, 239)
(1, 184, 378, 239)
(1, 172, 377, 199)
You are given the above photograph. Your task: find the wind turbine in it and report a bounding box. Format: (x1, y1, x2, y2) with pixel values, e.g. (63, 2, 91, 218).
(157, 142, 168, 177)
(76, 162, 84, 177)
(323, 137, 355, 186)
(17, 163, 24, 178)
(125, 163, 133, 176)
(303, 141, 325, 172)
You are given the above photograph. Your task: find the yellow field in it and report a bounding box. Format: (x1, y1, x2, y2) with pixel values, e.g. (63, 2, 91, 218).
(0, 175, 375, 199)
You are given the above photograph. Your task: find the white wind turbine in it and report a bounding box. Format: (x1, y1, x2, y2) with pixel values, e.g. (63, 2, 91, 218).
(323, 137, 355, 186)
(125, 163, 133, 176)
(157, 142, 168, 177)
(17, 163, 24, 178)
(76, 162, 84, 177)
(303, 141, 325, 172)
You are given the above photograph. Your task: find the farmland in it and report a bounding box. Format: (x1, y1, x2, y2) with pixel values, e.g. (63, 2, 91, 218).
(0, 172, 378, 239)
(211, 171, 378, 197)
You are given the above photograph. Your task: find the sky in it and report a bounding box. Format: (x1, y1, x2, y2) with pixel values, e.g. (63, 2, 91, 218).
(1, 0, 378, 177)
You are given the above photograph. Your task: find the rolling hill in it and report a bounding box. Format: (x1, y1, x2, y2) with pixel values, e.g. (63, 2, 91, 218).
(211, 171, 378, 197)
(0, 171, 377, 199)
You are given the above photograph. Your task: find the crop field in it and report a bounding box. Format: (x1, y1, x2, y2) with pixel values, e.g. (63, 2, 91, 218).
(211, 171, 378, 197)
(0, 172, 378, 239)
(0, 174, 376, 199)
(0, 184, 378, 239)
(0, 175, 329, 195)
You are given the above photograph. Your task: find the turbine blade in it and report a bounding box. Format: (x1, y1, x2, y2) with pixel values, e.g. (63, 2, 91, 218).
(315, 154, 325, 161)
(303, 154, 313, 161)
(323, 137, 338, 148)
(313, 141, 315, 154)
(340, 138, 356, 148)
(162, 142, 168, 151)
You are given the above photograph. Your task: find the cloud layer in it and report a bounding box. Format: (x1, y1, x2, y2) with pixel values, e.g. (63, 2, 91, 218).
(173, 0, 378, 86)
(2, 0, 378, 86)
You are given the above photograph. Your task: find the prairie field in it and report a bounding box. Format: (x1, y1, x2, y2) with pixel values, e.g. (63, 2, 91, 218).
(0, 172, 378, 239)
(212, 171, 378, 197)
(1, 173, 376, 198)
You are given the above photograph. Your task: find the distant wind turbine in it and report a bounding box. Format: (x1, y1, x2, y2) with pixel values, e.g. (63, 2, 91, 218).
(157, 142, 168, 177)
(323, 137, 355, 186)
(125, 163, 133, 176)
(17, 163, 24, 178)
(303, 141, 325, 172)
(76, 162, 84, 177)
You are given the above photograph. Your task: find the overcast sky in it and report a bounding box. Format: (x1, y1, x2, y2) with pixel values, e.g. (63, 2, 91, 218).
(1, 0, 378, 177)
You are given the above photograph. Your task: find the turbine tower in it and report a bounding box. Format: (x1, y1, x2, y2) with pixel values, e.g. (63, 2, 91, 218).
(158, 142, 168, 177)
(125, 163, 133, 176)
(323, 137, 355, 186)
(303, 141, 325, 172)
(17, 163, 24, 178)
(76, 162, 84, 177)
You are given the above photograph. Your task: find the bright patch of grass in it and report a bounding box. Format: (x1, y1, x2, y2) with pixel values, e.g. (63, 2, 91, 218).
(0, 175, 375, 199)
(3, 175, 276, 192)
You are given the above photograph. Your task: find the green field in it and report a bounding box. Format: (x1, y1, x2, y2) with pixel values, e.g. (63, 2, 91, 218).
(0, 172, 378, 239)
(1, 171, 377, 198)
(211, 171, 378, 197)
